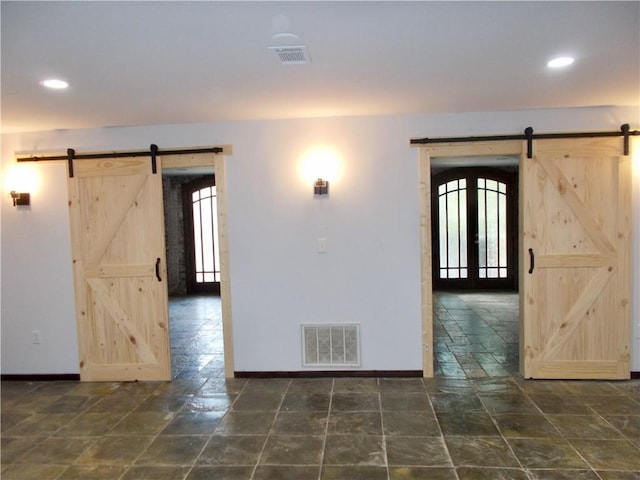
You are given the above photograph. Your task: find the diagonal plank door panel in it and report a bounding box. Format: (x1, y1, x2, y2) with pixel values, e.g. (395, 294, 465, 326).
(68, 157, 171, 381)
(520, 138, 631, 379)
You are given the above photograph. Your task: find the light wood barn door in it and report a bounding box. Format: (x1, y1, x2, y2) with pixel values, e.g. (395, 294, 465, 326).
(520, 138, 631, 379)
(68, 156, 171, 381)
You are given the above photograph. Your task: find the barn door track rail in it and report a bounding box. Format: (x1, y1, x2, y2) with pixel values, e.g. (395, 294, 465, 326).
(17, 145, 224, 178)
(411, 124, 639, 158)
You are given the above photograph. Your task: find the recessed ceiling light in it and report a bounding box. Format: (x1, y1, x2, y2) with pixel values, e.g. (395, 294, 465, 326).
(39, 79, 69, 89)
(547, 56, 574, 68)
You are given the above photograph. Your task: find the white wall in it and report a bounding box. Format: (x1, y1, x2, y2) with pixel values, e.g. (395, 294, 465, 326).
(1, 161, 79, 373)
(2, 106, 639, 374)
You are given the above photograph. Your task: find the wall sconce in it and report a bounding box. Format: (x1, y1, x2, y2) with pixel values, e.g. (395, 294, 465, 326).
(314, 178, 329, 195)
(9, 191, 30, 206)
(5, 163, 38, 207)
(301, 146, 341, 197)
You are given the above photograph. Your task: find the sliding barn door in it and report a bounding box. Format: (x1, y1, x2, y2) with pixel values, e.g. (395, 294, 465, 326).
(521, 138, 631, 379)
(68, 157, 171, 381)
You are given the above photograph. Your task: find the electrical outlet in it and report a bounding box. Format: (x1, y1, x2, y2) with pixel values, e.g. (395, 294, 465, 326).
(31, 330, 41, 344)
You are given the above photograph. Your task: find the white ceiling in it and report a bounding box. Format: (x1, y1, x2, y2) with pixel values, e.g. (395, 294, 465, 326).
(2, 1, 639, 134)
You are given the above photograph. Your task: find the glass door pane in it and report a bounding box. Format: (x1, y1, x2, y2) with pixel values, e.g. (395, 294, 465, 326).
(438, 179, 467, 279)
(192, 185, 220, 285)
(432, 167, 516, 290)
(477, 178, 508, 279)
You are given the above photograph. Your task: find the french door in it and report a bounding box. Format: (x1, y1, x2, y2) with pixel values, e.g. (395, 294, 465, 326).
(432, 167, 517, 290)
(183, 177, 221, 294)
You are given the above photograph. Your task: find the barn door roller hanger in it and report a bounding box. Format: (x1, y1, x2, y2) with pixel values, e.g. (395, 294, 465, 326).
(411, 124, 639, 158)
(17, 145, 224, 178)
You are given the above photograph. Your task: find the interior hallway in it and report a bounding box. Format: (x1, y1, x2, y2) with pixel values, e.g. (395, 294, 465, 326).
(1, 294, 639, 479)
(434, 291, 519, 379)
(169, 295, 225, 379)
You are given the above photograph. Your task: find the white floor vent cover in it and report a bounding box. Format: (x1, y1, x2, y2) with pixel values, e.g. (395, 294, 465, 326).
(302, 324, 360, 367)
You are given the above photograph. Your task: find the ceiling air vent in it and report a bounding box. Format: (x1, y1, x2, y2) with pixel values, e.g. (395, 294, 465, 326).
(269, 45, 311, 65)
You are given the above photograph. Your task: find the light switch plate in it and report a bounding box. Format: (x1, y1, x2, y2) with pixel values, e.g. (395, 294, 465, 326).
(317, 237, 327, 253)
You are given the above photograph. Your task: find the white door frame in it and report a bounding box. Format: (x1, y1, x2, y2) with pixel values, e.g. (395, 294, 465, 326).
(162, 149, 235, 377)
(418, 140, 524, 377)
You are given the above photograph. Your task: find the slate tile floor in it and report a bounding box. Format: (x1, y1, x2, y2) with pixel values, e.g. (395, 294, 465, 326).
(433, 291, 520, 378)
(2, 293, 639, 479)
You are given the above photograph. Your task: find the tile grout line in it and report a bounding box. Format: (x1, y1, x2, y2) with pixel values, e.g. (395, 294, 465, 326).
(29, 383, 154, 480)
(175, 377, 246, 480)
(598, 406, 640, 454)
(5, 390, 96, 473)
(115, 382, 189, 480)
(317, 378, 335, 480)
(563, 424, 639, 478)
(512, 380, 568, 478)
(53, 383, 156, 480)
(514, 381, 603, 478)
(478, 385, 528, 475)
(249, 378, 291, 480)
(377, 379, 390, 480)
(426, 383, 461, 480)
(186, 377, 248, 479)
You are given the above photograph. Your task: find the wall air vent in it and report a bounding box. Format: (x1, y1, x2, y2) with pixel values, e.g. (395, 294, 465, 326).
(269, 45, 311, 65)
(302, 324, 360, 367)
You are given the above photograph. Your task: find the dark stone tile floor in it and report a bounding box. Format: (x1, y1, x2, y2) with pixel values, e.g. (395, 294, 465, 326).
(433, 291, 520, 378)
(1, 293, 639, 479)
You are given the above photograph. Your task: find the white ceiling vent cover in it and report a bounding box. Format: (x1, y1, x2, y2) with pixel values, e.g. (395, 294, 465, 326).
(269, 45, 311, 65)
(302, 324, 360, 367)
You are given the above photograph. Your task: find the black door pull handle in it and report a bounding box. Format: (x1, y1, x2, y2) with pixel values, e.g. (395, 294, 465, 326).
(528, 248, 535, 274)
(155, 257, 162, 282)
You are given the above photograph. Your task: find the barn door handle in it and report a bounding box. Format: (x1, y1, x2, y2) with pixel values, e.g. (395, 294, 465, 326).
(155, 257, 162, 282)
(528, 248, 535, 274)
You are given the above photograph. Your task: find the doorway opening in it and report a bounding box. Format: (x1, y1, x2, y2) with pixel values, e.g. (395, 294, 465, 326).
(163, 172, 225, 379)
(432, 291, 519, 378)
(430, 158, 520, 379)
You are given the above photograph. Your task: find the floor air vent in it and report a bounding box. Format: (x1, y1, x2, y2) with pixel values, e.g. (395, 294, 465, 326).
(302, 324, 360, 367)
